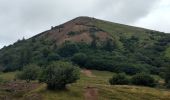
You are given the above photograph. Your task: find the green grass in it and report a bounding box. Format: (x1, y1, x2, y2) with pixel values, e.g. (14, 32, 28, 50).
(165, 47, 170, 59)
(0, 70, 170, 100)
(36, 70, 170, 100)
(0, 71, 17, 81)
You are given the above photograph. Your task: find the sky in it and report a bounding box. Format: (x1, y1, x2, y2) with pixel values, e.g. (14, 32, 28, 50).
(0, 0, 170, 48)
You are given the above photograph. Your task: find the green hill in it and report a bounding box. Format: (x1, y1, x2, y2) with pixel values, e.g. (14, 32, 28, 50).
(0, 16, 170, 100)
(0, 16, 169, 74)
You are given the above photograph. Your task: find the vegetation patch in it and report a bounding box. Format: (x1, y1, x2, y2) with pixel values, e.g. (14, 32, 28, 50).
(67, 31, 80, 36)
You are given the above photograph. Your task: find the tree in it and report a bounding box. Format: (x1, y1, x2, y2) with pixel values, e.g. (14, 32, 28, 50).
(104, 38, 115, 51)
(131, 73, 156, 87)
(47, 52, 60, 62)
(58, 41, 79, 57)
(16, 64, 41, 83)
(109, 73, 129, 85)
(39, 61, 80, 90)
(117, 63, 143, 75)
(166, 81, 170, 89)
(91, 38, 97, 49)
(164, 63, 170, 88)
(72, 53, 87, 67)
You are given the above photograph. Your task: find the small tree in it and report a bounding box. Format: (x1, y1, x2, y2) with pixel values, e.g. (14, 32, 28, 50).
(109, 73, 129, 85)
(104, 38, 115, 51)
(39, 61, 80, 90)
(16, 64, 41, 83)
(58, 41, 79, 57)
(165, 64, 170, 83)
(131, 73, 156, 87)
(164, 63, 170, 88)
(72, 53, 88, 67)
(91, 39, 97, 49)
(166, 81, 170, 89)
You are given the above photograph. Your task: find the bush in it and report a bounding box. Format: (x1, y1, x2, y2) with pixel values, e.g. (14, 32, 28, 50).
(58, 41, 79, 57)
(16, 64, 41, 82)
(165, 65, 170, 84)
(39, 61, 80, 90)
(67, 31, 79, 36)
(116, 64, 142, 75)
(109, 73, 129, 85)
(166, 81, 170, 89)
(72, 53, 88, 67)
(131, 73, 156, 87)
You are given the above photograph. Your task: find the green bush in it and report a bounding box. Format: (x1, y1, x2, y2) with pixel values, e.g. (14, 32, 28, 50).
(165, 64, 170, 84)
(109, 73, 129, 85)
(39, 61, 80, 90)
(16, 64, 41, 82)
(58, 41, 79, 57)
(72, 53, 88, 67)
(116, 64, 143, 75)
(131, 73, 156, 87)
(166, 81, 170, 89)
(67, 31, 79, 36)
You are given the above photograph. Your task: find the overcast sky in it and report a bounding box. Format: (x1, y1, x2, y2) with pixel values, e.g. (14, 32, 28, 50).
(0, 0, 170, 48)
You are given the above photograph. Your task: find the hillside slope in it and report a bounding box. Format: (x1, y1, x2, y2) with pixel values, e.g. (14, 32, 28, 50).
(0, 16, 169, 74)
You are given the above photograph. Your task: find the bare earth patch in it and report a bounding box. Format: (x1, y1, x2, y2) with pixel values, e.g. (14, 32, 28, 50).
(81, 69, 98, 100)
(84, 86, 98, 100)
(0, 81, 39, 92)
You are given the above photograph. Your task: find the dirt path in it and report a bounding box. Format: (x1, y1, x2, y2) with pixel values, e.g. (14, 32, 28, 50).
(84, 86, 98, 100)
(81, 69, 98, 100)
(81, 69, 95, 77)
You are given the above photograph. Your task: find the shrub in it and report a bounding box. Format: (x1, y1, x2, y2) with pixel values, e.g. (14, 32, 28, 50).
(165, 64, 170, 84)
(109, 73, 129, 85)
(72, 53, 88, 67)
(67, 31, 79, 36)
(16, 64, 41, 83)
(85, 58, 114, 71)
(39, 61, 80, 90)
(166, 81, 170, 89)
(47, 53, 60, 61)
(103, 39, 116, 51)
(115, 63, 146, 75)
(164, 64, 170, 88)
(131, 73, 156, 87)
(58, 41, 79, 57)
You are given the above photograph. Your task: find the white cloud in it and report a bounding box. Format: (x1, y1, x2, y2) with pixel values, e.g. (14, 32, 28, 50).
(133, 0, 170, 33)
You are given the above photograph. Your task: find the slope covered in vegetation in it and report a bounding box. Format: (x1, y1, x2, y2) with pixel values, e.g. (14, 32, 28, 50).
(0, 16, 169, 77)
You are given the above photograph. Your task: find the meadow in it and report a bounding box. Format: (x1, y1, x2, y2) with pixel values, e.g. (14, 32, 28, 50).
(0, 70, 169, 100)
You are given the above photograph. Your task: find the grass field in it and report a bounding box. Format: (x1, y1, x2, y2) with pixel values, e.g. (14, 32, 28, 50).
(0, 70, 170, 100)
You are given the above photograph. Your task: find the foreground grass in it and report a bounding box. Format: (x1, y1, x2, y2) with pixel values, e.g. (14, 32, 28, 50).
(0, 71, 17, 81)
(0, 70, 170, 100)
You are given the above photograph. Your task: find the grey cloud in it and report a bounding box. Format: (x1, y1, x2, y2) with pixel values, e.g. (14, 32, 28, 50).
(0, 0, 160, 48)
(94, 0, 159, 23)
